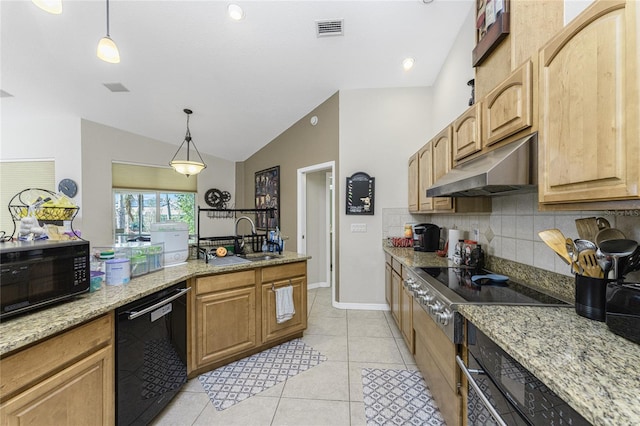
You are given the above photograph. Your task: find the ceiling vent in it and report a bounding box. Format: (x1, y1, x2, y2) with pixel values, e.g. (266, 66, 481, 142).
(103, 83, 129, 93)
(316, 19, 344, 37)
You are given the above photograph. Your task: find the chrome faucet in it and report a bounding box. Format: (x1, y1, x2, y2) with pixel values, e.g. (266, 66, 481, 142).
(235, 216, 256, 236)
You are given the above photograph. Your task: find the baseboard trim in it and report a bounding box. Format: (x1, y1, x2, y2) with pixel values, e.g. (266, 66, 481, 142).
(308, 282, 330, 290)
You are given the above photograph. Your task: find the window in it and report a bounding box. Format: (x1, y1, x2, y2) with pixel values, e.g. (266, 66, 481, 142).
(114, 190, 195, 242)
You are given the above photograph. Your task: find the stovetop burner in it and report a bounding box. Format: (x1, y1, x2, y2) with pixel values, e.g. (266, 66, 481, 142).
(420, 267, 570, 306)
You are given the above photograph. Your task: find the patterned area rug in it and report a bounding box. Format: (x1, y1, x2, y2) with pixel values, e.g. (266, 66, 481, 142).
(362, 368, 446, 426)
(198, 338, 327, 411)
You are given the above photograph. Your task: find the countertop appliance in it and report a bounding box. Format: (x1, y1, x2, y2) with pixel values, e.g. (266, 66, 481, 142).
(0, 239, 89, 319)
(116, 283, 190, 425)
(457, 321, 590, 425)
(407, 266, 570, 344)
(150, 222, 189, 265)
(412, 223, 440, 252)
(606, 282, 640, 344)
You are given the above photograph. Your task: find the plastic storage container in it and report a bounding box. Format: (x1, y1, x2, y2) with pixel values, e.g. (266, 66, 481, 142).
(150, 222, 189, 265)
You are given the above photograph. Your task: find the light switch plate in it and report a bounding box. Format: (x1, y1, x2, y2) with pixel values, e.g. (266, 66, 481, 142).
(351, 223, 367, 233)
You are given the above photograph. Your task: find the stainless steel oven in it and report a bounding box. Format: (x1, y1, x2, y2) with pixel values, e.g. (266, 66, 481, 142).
(0, 240, 89, 319)
(457, 322, 590, 426)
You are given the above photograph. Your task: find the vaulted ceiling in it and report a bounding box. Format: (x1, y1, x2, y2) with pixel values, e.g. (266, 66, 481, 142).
(2, 0, 473, 161)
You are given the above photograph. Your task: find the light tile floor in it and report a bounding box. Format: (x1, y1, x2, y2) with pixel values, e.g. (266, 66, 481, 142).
(152, 286, 418, 426)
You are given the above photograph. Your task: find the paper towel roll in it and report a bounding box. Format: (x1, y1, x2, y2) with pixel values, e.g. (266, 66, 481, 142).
(447, 229, 463, 259)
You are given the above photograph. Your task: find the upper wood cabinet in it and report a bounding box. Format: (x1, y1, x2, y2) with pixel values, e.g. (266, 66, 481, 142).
(418, 142, 433, 212)
(452, 103, 482, 161)
(408, 153, 419, 212)
(432, 126, 454, 211)
(483, 60, 533, 147)
(538, 0, 640, 205)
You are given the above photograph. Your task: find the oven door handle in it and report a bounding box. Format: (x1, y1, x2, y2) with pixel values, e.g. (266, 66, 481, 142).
(456, 355, 508, 426)
(127, 287, 191, 320)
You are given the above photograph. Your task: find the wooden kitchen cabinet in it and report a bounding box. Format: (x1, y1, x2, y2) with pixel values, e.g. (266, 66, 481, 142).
(408, 153, 419, 212)
(413, 300, 461, 426)
(261, 262, 307, 344)
(538, 0, 640, 206)
(452, 103, 482, 161)
(483, 60, 533, 147)
(193, 270, 257, 369)
(390, 258, 402, 328)
(400, 273, 414, 354)
(0, 314, 114, 425)
(384, 254, 392, 307)
(418, 142, 433, 212)
(432, 126, 454, 211)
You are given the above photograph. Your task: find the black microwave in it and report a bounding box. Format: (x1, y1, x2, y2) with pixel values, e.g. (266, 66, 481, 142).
(0, 240, 89, 319)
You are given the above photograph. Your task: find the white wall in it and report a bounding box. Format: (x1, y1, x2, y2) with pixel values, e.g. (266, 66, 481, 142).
(0, 112, 84, 228)
(338, 87, 433, 304)
(81, 120, 237, 247)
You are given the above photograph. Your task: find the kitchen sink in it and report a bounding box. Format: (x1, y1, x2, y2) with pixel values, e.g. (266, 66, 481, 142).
(240, 254, 283, 262)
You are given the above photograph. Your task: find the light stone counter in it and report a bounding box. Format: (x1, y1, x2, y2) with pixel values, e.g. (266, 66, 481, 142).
(459, 305, 640, 426)
(0, 252, 310, 356)
(383, 245, 453, 268)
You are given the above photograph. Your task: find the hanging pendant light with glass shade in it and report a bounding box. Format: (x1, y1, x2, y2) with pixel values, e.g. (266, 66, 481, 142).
(170, 109, 207, 177)
(97, 0, 120, 63)
(32, 0, 62, 14)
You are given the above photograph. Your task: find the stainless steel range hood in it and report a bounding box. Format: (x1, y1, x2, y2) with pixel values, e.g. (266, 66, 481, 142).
(427, 133, 537, 197)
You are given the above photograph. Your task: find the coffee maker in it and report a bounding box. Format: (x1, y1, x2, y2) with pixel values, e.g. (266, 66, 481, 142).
(412, 223, 440, 252)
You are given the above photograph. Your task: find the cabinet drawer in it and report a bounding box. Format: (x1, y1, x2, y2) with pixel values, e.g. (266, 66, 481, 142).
(261, 262, 306, 282)
(391, 258, 402, 274)
(196, 270, 256, 294)
(385, 253, 391, 265)
(483, 60, 533, 147)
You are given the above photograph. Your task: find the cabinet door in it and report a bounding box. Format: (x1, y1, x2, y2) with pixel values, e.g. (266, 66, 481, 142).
(483, 60, 533, 147)
(195, 286, 257, 367)
(262, 276, 307, 343)
(418, 142, 433, 212)
(432, 127, 454, 211)
(452, 103, 482, 160)
(0, 346, 114, 425)
(384, 261, 392, 307)
(391, 269, 402, 328)
(539, 0, 639, 204)
(400, 284, 414, 354)
(408, 153, 419, 212)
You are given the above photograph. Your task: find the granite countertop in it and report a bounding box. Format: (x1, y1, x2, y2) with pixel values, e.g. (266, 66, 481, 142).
(383, 245, 452, 268)
(459, 305, 640, 426)
(0, 252, 310, 356)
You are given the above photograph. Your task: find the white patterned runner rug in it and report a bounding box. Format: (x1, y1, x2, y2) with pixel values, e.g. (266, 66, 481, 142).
(362, 368, 447, 426)
(198, 338, 326, 411)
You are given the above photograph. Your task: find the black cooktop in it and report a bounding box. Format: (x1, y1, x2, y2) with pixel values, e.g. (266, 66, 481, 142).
(420, 267, 570, 306)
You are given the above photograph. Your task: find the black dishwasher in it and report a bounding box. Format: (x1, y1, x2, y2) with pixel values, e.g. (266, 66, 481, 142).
(116, 283, 190, 425)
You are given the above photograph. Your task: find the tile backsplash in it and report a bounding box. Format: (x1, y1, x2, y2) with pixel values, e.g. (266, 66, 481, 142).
(383, 191, 640, 277)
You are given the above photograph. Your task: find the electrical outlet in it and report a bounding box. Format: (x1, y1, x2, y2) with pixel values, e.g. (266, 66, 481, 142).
(473, 228, 480, 241)
(351, 223, 367, 233)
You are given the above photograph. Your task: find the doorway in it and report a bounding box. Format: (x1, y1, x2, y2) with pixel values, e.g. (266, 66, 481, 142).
(297, 161, 336, 305)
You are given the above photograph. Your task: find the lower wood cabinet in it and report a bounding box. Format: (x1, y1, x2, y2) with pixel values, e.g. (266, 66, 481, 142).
(190, 261, 308, 375)
(0, 314, 114, 425)
(390, 263, 402, 328)
(400, 282, 414, 354)
(384, 255, 392, 307)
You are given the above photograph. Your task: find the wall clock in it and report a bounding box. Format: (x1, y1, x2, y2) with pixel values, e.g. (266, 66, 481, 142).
(58, 178, 78, 198)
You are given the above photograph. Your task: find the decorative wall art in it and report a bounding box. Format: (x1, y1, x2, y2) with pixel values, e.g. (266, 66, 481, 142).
(255, 166, 279, 229)
(472, 0, 510, 67)
(346, 172, 375, 215)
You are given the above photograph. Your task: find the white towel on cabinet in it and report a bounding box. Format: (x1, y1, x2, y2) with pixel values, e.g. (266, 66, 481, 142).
(275, 285, 295, 323)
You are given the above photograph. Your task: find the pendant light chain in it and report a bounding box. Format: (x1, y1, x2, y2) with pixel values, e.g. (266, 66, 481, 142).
(106, 0, 110, 37)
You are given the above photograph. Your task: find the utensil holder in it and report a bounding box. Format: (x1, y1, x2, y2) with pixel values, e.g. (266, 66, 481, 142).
(575, 274, 608, 321)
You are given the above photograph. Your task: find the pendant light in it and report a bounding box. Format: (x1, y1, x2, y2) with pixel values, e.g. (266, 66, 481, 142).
(170, 109, 207, 177)
(32, 0, 62, 14)
(97, 0, 120, 63)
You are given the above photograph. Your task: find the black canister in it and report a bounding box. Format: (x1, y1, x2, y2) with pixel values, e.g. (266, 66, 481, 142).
(575, 274, 608, 321)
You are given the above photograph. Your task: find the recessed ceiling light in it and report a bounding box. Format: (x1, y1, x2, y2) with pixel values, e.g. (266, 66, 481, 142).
(402, 58, 415, 71)
(228, 4, 244, 21)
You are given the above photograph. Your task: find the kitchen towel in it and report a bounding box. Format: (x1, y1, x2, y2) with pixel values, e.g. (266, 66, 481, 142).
(447, 228, 463, 260)
(275, 285, 295, 323)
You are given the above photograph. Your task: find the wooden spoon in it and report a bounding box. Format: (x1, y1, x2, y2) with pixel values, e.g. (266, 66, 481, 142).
(575, 217, 599, 241)
(538, 229, 571, 265)
(578, 249, 604, 278)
